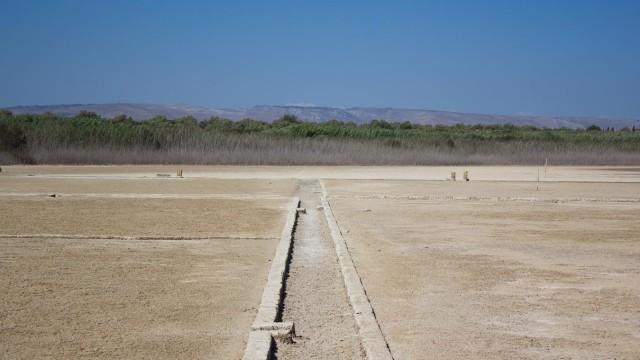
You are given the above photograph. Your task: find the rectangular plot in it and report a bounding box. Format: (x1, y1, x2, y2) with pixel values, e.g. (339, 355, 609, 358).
(0, 237, 278, 359)
(0, 177, 297, 196)
(329, 195, 640, 359)
(0, 196, 288, 238)
(324, 179, 640, 201)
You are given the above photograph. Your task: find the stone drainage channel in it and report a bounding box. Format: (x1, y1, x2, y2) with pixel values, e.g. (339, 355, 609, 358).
(243, 179, 393, 360)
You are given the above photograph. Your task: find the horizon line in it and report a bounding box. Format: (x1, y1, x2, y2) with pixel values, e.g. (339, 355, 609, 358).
(2, 102, 638, 121)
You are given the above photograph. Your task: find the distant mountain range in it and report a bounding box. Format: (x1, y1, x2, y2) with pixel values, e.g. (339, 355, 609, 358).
(4, 103, 639, 129)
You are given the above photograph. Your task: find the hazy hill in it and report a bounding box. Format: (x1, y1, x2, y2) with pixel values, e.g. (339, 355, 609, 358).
(4, 103, 639, 129)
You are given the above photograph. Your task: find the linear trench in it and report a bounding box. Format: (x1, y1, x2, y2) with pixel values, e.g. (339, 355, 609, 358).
(275, 179, 365, 359)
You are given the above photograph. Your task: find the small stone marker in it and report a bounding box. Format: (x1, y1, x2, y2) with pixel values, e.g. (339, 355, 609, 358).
(296, 207, 306, 214)
(451, 171, 456, 181)
(177, 169, 183, 178)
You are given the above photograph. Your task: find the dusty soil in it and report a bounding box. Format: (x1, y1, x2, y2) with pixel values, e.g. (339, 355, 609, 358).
(326, 180, 640, 359)
(4, 165, 640, 182)
(0, 176, 297, 197)
(0, 196, 288, 238)
(0, 237, 278, 359)
(324, 179, 640, 201)
(2, 166, 639, 359)
(277, 180, 364, 359)
(0, 171, 298, 359)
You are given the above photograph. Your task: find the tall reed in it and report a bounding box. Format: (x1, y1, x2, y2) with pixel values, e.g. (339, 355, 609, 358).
(1, 113, 639, 165)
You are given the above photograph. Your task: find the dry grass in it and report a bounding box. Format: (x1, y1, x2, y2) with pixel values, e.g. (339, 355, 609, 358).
(23, 139, 640, 166)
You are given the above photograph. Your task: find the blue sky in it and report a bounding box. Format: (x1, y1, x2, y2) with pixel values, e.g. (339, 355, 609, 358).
(1, 0, 639, 118)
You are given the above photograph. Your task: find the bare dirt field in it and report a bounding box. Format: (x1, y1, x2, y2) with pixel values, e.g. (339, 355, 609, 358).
(4, 165, 639, 182)
(324, 180, 640, 359)
(0, 237, 277, 359)
(0, 196, 288, 238)
(0, 176, 297, 196)
(1, 165, 639, 359)
(324, 178, 640, 202)
(0, 167, 299, 359)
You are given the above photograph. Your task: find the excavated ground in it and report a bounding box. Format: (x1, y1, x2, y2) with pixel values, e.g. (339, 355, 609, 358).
(2, 166, 638, 359)
(276, 180, 364, 359)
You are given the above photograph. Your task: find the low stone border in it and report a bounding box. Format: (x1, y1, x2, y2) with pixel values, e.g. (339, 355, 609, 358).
(242, 331, 274, 360)
(243, 196, 300, 360)
(319, 180, 393, 360)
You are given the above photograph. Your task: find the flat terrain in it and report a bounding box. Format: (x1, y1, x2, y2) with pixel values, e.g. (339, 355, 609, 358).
(0, 176, 297, 196)
(0, 167, 299, 359)
(0, 196, 287, 238)
(0, 237, 277, 359)
(323, 178, 640, 201)
(325, 180, 640, 359)
(3, 165, 639, 182)
(1, 166, 639, 359)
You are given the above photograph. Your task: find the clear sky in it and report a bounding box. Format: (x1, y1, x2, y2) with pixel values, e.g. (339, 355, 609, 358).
(1, 0, 639, 118)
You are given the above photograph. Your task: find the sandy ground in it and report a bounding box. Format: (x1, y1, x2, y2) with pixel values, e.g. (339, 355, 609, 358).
(277, 180, 364, 359)
(324, 179, 640, 201)
(0, 237, 278, 359)
(0, 176, 297, 197)
(1, 166, 639, 359)
(0, 196, 288, 238)
(4, 165, 640, 182)
(0, 170, 298, 359)
(325, 180, 640, 359)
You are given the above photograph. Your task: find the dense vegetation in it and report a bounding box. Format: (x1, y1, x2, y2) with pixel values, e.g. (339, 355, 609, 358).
(1, 110, 639, 165)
